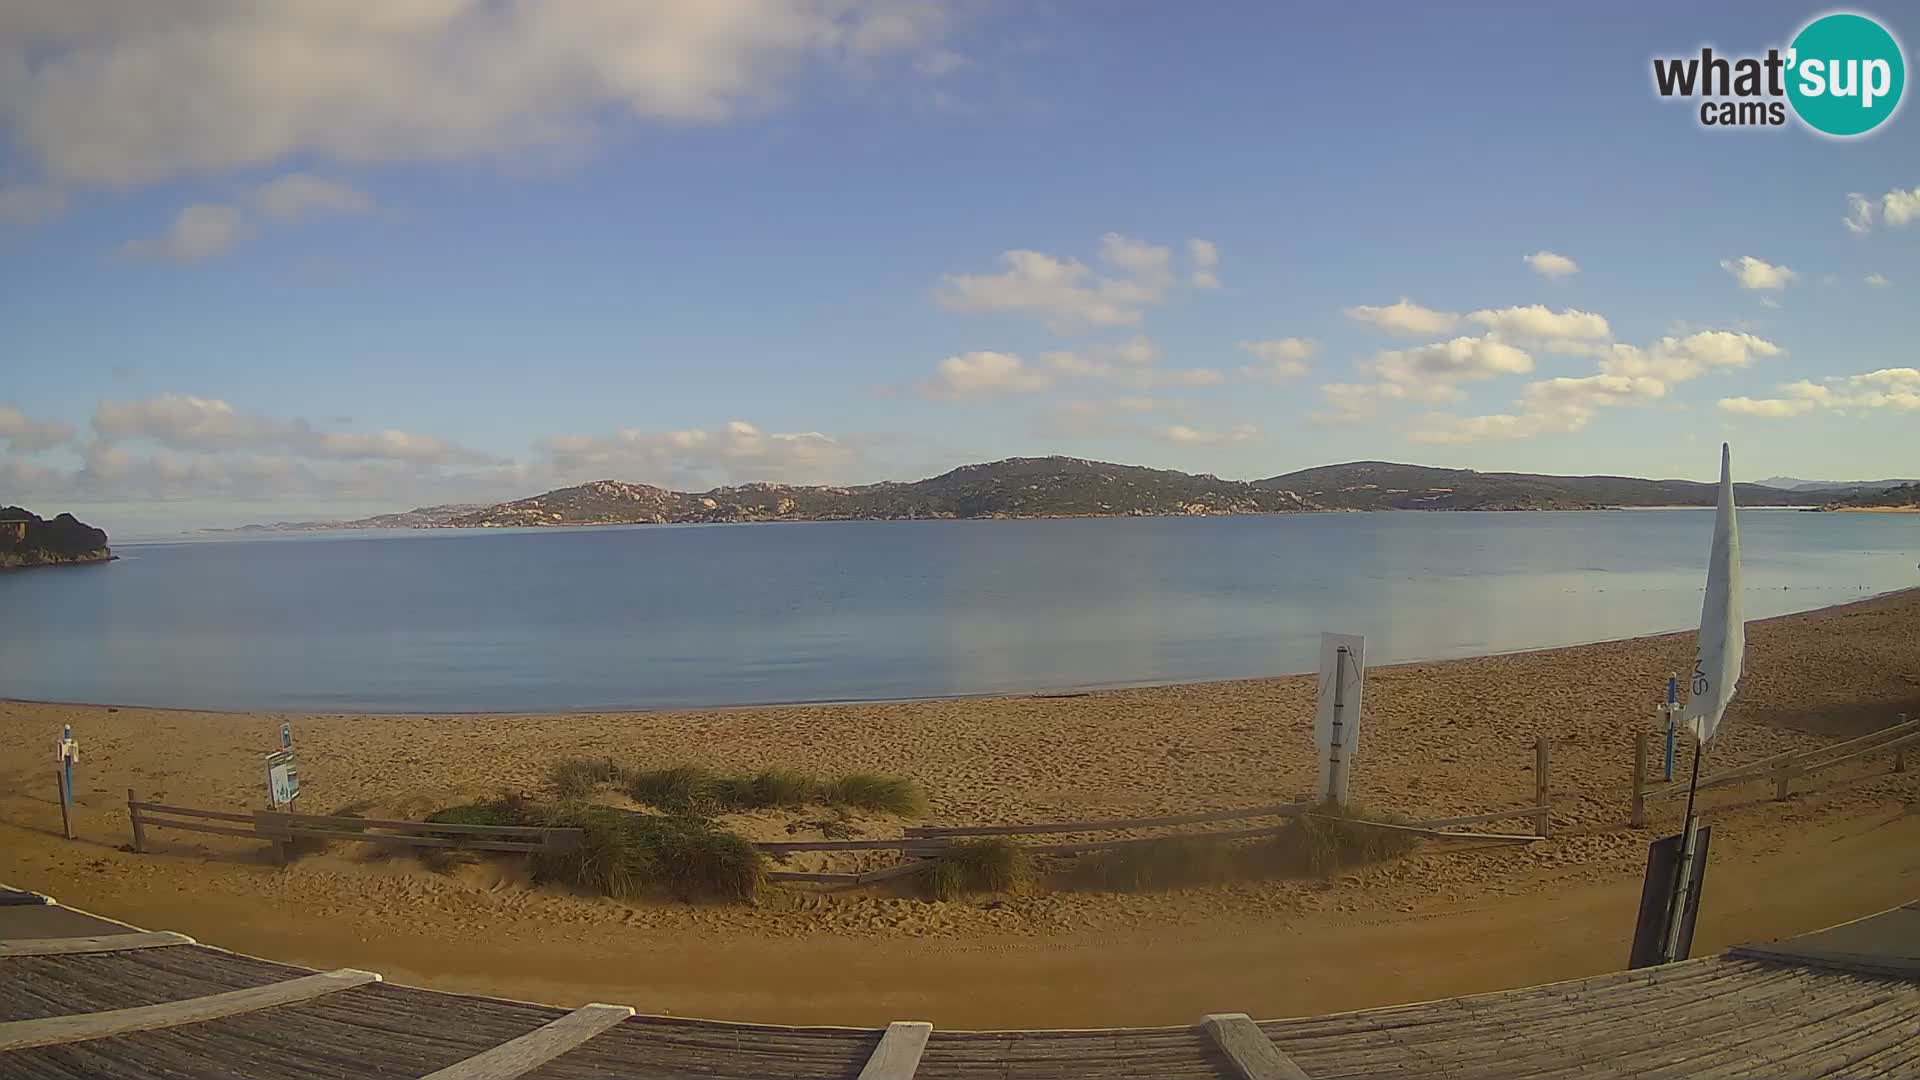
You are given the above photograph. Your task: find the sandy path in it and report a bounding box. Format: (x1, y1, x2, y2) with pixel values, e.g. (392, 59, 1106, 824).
(1, 589, 1916, 1026)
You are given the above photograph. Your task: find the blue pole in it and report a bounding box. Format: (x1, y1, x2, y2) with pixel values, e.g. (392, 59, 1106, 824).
(1663, 674, 1678, 782)
(61, 724, 73, 807)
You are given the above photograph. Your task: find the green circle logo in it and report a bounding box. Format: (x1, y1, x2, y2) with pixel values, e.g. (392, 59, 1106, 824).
(1787, 13, 1905, 136)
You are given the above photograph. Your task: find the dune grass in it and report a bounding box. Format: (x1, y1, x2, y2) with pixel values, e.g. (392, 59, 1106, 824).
(525, 801, 764, 902)
(1066, 837, 1241, 892)
(548, 757, 626, 799)
(1266, 802, 1423, 876)
(617, 764, 926, 817)
(926, 838, 1029, 900)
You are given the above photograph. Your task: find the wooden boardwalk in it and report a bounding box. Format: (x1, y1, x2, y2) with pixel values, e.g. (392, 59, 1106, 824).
(2, 887, 1916, 1078)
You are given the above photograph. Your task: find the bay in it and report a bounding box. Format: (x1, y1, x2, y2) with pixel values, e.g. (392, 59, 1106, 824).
(0, 510, 1913, 713)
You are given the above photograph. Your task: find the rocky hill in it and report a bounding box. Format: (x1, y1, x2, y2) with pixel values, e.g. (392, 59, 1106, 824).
(1255, 461, 1836, 511)
(1821, 482, 1920, 511)
(449, 458, 1317, 527)
(209, 504, 488, 532)
(0, 506, 113, 569)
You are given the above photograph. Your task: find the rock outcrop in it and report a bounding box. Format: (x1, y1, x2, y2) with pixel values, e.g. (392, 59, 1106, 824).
(0, 507, 113, 569)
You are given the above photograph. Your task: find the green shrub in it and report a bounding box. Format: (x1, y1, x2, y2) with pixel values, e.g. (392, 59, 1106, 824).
(522, 802, 764, 902)
(926, 838, 1028, 900)
(823, 773, 927, 816)
(748, 768, 821, 808)
(549, 757, 627, 799)
(527, 802, 653, 897)
(1266, 803, 1422, 877)
(1067, 837, 1240, 892)
(625, 765, 718, 815)
(425, 799, 526, 828)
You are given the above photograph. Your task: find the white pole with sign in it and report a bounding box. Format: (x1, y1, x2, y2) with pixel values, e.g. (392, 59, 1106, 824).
(1314, 633, 1366, 806)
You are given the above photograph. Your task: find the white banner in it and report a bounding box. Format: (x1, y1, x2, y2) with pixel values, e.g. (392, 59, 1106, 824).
(1681, 443, 1745, 744)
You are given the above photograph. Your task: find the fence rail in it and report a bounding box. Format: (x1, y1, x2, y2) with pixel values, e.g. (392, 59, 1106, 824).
(126, 791, 581, 864)
(1631, 713, 1915, 825)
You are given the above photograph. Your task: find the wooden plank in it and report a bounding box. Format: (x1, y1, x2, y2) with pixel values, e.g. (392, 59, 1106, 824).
(127, 789, 147, 853)
(1534, 736, 1552, 838)
(1302, 814, 1541, 842)
(754, 838, 949, 854)
(856, 1020, 933, 1080)
(1408, 805, 1547, 830)
(417, 1002, 634, 1080)
(1018, 823, 1293, 855)
(1802, 727, 1920, 773)
(905, 802, 1305, 838)
(0, 967, 380, 1051)
(1644, 716, 1920, 800)
(253, 823, 553, 853)
(765, 870, 864, 884)
(137, 816, 264, 841)
(0, 931, 194, 957)
(1202, 1013, 1310, 1080)
(127, 802, 259, 825)
(1631, 730, 1649, 828)
(254, 811, 556, 837)
(856, 860, 937, 885)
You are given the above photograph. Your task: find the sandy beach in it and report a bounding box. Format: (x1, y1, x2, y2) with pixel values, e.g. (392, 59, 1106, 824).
(2, 589, 1916, 1027)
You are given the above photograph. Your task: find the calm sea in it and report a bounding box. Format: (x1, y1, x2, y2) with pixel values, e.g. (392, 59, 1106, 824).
(1, 511, 1913, 713)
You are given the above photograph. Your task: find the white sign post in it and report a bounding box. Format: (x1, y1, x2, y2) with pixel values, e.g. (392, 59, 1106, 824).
(1313, 633, 1366, 806)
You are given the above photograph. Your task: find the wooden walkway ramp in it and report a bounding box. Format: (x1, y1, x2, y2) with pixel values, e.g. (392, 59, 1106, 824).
(2, 888, 1917, 1079)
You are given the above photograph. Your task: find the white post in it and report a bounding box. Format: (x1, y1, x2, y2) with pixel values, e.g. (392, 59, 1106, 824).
(1327, 647, 1349, 808)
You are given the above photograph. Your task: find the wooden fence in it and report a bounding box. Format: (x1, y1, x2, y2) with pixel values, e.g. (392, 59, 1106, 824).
(126, 791, 582, 865)
(1630, 713, 1918, 826)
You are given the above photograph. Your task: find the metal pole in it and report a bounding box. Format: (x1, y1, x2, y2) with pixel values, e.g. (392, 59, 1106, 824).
(1328, 647, 1348, 807)
(1661, 738, 1707, 963)
(1663, 674, 1678, 782)
(56, 769, 73, 840)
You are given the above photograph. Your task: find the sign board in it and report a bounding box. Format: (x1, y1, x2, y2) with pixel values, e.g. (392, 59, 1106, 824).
(265, 749, 300, 809)
(1313, 633, 1366, 803)
(1629, 825, 1712, 968)
(280, 722, 293, 750)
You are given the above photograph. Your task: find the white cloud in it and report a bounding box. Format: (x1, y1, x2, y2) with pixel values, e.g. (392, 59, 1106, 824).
(1718, 397, 1816, 417)
(916, 351, 1052, 399)
(0, 403, 75, 452)
(1844, 192, 1874, 234)
(1864, 272, 1890, 287)
(120, 203, 243, 262)
(255, 174, 371, 220)
(1883, 187, 1920, 227)
(1, 2, 952, 186)
(1405, 410, 1584, 445)
(1151, 423, 1258, 445)
(1467, 305, 1610, 341)
(1717, 368, 1920, 417)
(538, 419, 859, 485)
(1187, 238, 1220, 288)
(1720, 255, 1795, 291)
(1599, 331, 1782, 383)
(91, 392, 496, 465)
(1343, 297, 1459, 337)
(913, 49, 970, 77)
(1310, 383, 1386, 425)
(1237, 338, 1317, 382)
(1369, 334, 1534, 396)
(1523, 251, 1579, 279)
(1054, 395, 1162, 417)
(1042, 336, 1223, 388)
(0, 184, 65, 225)
(934, 233, 1202, 332)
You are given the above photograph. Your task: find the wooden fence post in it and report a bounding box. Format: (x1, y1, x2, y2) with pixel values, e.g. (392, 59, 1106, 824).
(1631, 731, 1648, 828)
(1897, 714, 1909, 774)
(1534, 736, 1552, 839)
(1773, 759, 1792, 801)
(127, 789, 146, 854)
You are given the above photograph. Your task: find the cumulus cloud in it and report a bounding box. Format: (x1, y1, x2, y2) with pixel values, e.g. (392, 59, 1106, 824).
(1466, 305, 1611, 342)
(1716, 368, 1920, 418)
(1310, 383, 1387, 426)
(254, 174, 372, 220)
(1864, 272, 1890, 287)
(1151, 423, 1258, 445)
(1, 2, 952, 186)
(1236, 338, 1316, 382)
(538, 419, 859, 486)
(1844, 193, 1874, 234)
(0, 403, 75, 452)
(1523, 251, 1579, 279)
(1882, 186, 1920, 227)
(1720, 255, 1795, 290)
(1187, 238, 1221, 288)
(0, 184, 65, 225)
(1343, 297, 1459, 337)
(91, 393, 497, 465)
(120, 204, 243, 262)
(1369, 335, 1534, 398)
(1598, 331, 1782, 383)
(916, 351, 1052, 399)
(1042, 336, 1223, 388)
(934, 233, 1207, 332)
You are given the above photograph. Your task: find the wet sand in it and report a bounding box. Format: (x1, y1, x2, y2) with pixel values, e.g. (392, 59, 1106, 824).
(1, 588, 1916, 1026)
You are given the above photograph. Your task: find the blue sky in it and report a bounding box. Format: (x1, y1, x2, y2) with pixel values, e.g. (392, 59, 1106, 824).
(2, 2, 1917, 534)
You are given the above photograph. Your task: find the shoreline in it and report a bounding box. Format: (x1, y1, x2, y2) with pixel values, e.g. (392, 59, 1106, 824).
(8, 584, 1915, 719)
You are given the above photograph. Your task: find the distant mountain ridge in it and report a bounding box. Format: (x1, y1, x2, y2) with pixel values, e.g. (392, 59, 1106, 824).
(1757, 476, 1920, 492)
(220, 456, 1913, 532)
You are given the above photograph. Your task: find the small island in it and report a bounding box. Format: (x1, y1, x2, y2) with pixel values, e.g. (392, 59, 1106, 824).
(0, 506, 113, 569)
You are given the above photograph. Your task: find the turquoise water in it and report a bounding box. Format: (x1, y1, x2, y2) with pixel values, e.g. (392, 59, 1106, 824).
(1, 510, 1913, 712)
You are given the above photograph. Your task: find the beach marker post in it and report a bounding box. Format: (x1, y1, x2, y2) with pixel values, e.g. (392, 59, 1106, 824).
(54, 727, 79, 840)
(1662, 673, 1679, 782)
(1314, 633, 1365, 807)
